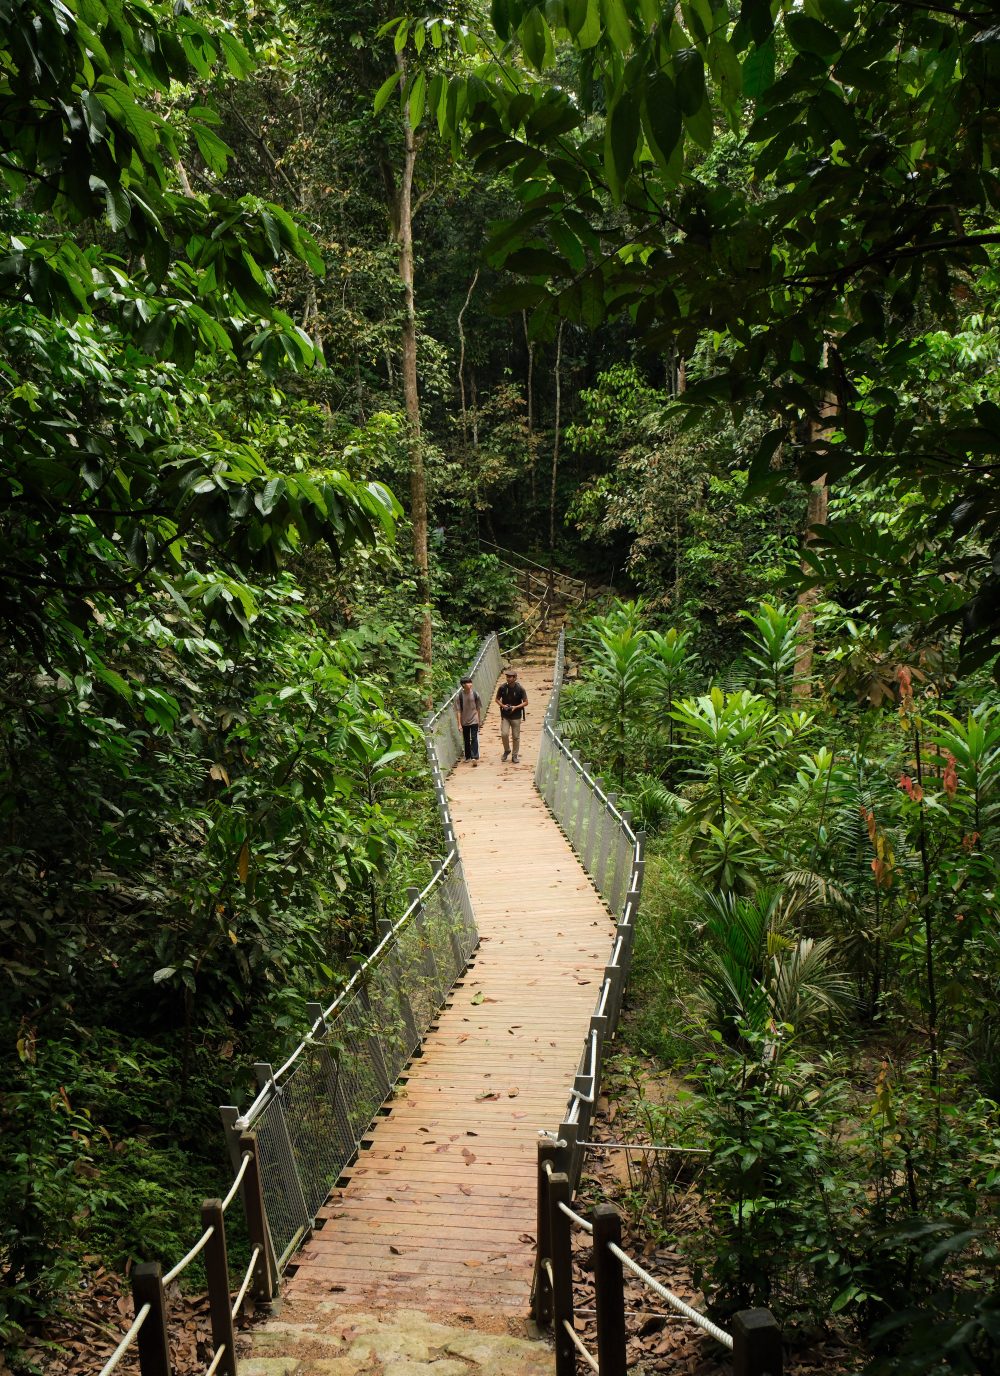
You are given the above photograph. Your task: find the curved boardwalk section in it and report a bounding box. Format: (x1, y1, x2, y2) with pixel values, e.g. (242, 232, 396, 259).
(283, 649, 613, 1319)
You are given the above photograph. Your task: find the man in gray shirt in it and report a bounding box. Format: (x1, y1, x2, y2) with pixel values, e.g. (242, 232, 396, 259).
(453, 675, 483, 766)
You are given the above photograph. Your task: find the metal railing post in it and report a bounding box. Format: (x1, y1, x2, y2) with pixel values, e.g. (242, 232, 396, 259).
(548, 1171, 576, 1376)
(201, 1199, 238, 1376)
(239, 1133, 276, 1301)
(592, 1204, 627, 1376)
(131, 1262, 172, 1376)
(733, 1309, 783, 1376)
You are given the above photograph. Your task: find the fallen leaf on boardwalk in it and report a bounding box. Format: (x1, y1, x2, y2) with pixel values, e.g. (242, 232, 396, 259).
(471, 991, 485, 1004)
(418, 1126, 430, 1133)
(435, 1144, 450, 1153)
(509, 1024, 522, 1029)
(464, 1259, 482, 1268)
(459, 1185, 473, 1196)
(577, 979, 591, 985)
(512, 1112, 527, 1119)
(449, 1134, 460, 1141)
(519, 1234, 535, 1244)
(507, 1086, 519, 1097)
(476, 1091, 500, 1101)
(389, 1246, 402, 1255)
(466, 1130, 478, 1135)
(457, 1035, 468, 1043)
(462, 1149, 477, 1164)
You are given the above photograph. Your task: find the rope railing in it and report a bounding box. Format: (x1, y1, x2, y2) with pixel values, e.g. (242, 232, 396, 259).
(96, 1303, 151, 1376)
(95, 1132, 274, 1376)
(608, 1243, 734, 1349)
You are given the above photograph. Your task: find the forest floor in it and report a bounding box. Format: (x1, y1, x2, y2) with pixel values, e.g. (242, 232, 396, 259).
(569, 1058, 863, 1376)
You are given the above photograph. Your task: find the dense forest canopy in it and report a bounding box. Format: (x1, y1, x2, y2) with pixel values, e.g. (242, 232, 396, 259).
(1, 0, 999, 1372)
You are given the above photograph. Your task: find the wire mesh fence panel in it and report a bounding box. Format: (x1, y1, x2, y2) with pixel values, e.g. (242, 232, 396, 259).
(367, 960, 417, 1078)
(424, 885, 462, 993)
(446, 862, 478, 963)
(394, 915, 440, 1040)
(254, 1084, 312, 1266)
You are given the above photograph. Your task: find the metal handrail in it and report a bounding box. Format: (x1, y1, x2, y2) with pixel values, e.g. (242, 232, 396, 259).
(541, 723, 637, 842)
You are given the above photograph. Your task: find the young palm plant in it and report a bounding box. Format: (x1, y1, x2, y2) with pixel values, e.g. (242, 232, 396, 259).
(694, 886, 853, 1051)
(742, 602, 803, 706)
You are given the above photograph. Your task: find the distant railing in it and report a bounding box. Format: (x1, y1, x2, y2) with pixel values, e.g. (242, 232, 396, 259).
(479, 538, 588, 606)
(529, 630, 783, 1376)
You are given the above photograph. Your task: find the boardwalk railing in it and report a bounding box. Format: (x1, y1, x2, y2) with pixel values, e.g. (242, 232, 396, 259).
(219, 846, 477, 1279)
(533, 628, 646, 1190)
(95, 635, 501, 1376)
(90, 594, 568, 1376)
(533, 1154, 783, 1376)
(530, 629, 783, 1376)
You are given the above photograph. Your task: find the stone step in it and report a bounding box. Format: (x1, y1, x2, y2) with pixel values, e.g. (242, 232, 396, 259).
(243, 1304, 552, 1376)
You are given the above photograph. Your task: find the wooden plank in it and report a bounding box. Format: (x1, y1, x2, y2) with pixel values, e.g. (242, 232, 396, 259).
(286, 653, 611, 1314)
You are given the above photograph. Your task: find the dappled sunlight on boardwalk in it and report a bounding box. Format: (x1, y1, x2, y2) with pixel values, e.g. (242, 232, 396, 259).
(284, 650, 614, 1320)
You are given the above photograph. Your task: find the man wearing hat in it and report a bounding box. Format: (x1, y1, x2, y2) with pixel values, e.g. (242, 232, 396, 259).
(495, 666, 528, 763)
(453, 675, 483, 766)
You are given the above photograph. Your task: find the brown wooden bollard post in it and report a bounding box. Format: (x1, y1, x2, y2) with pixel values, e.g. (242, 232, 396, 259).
(592, 1204, 627, 1376)
(733, 1309, 783, 1376)
(547, 1171, 576, 1376)
(201, 1200, 238, 1376)
(530, 1139, 558, 1322)
(239, 1133, 276, 1302)
(131, 1262, 172, 1376)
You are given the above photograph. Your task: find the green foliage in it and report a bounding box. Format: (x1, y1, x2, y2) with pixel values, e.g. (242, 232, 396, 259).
(449, 1, 1000, 673)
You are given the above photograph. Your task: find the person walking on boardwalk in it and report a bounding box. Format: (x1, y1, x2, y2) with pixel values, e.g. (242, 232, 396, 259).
(496, 666, 528, 763)
(454, 674, 483, 766)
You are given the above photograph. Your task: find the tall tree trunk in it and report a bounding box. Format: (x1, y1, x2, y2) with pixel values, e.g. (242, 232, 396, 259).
(548, 320, 564, 554)
(394, 53, 432, 686)
(793, 371, 836, 697)
(457, 268, 479, 447)
(523, 311, 536, 506)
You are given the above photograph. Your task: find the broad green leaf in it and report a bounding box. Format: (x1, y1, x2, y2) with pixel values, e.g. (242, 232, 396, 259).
(640, 74, 681, 176)
(408, 70, 427, 128)
(785, 13, 841, 56)
(605, 91, 640, 204)
(741, 36, 775, 99)
(602, 0, 633, 52)
(674, 48, 706, 116)
(374, 70, 401, 113)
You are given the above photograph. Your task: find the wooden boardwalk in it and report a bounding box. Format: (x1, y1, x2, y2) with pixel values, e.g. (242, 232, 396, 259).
(287, 649, 614, 1318)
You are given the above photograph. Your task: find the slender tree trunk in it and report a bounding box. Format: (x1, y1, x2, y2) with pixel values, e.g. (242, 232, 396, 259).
(457, 268, 479, 447)
(394, 52, 432, 686)
(793, 376, 836, 695)
(523, 311, 537, 506)
(549, 320, 564, 554)
(793, 473, 830, 695)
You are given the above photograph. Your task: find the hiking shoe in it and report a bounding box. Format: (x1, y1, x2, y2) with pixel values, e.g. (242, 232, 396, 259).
(472, 760, 478, 767)
(512, 755, 520, 763)
(502, 749, 510, 761)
